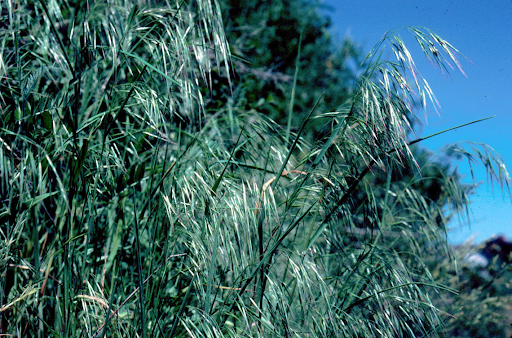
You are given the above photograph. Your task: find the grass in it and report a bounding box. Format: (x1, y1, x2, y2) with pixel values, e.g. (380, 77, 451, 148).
(1, 0, 510, 337)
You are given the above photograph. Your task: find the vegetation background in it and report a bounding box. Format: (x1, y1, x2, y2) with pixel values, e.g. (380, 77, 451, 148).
(0, 0, 510, 337)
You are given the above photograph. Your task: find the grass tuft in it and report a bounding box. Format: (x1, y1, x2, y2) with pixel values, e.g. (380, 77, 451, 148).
(1, 1, 510, 337)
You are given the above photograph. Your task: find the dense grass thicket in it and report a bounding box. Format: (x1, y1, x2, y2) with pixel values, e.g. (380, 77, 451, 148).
(1, 0, 510, 337)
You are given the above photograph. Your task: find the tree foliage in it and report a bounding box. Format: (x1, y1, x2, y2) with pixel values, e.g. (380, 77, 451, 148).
(217, 0, 359, 127)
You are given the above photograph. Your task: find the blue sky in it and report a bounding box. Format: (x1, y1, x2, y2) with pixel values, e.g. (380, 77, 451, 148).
(320, 0, 512, 244)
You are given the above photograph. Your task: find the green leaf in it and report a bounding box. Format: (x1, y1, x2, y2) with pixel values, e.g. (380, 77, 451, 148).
(71, 139, 90, 186)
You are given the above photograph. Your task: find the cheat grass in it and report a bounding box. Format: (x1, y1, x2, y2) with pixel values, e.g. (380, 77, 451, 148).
(0, 0, 510, 337)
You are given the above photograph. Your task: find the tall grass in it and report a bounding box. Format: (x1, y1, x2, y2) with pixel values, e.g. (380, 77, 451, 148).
(0, 1, 510, 337)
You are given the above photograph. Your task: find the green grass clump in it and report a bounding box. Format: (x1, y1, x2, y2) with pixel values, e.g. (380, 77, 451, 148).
(1, 0, 510, 337)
